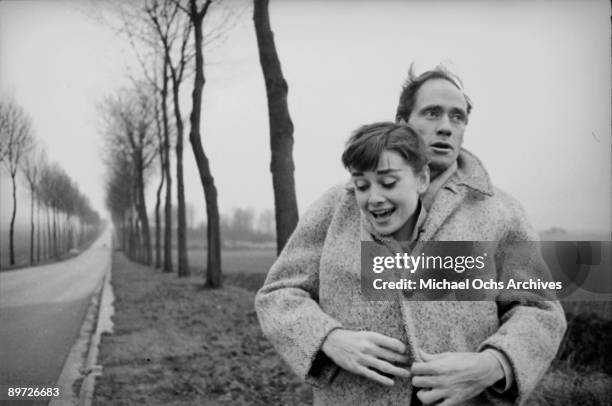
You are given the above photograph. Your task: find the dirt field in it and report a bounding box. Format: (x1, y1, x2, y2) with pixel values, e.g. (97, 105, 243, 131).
(93, 251, 612, 405)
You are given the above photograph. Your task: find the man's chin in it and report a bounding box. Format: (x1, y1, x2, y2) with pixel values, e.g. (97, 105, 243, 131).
(429, 158, 455, 176)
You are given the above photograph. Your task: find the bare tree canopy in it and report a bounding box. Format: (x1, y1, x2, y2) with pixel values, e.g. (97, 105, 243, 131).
(0, 98, 34, 176)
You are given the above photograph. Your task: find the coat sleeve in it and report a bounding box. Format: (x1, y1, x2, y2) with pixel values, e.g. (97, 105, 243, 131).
(477, 194, 567, 405)
(255, 185, 346, 386)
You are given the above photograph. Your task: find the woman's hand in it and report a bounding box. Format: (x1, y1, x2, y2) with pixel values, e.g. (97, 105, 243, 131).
(321, 329, 411, 386)
(411, 349, 504, 406)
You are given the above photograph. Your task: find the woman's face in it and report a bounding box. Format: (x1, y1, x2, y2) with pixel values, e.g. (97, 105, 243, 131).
(350, 150, 429, 240)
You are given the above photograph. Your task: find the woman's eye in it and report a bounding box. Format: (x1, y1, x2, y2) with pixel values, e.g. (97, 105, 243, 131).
(381, 180, 396, 189)
(354, 182, 369, 191)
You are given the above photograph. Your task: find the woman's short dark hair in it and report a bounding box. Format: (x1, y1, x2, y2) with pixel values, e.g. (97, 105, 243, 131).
(341, 122, 428, 173)
(395, 63, 473, 122)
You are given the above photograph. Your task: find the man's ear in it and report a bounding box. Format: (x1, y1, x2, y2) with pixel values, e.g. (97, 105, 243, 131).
(418, 166, 430, 194)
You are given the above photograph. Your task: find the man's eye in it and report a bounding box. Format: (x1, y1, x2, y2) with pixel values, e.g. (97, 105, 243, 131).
(424, 110, 439, 119)
(451, 113, 466, 123)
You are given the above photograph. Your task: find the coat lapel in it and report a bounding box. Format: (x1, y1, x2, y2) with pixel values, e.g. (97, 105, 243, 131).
(418, 184, 463, 242)
(418, 149, 494, 242)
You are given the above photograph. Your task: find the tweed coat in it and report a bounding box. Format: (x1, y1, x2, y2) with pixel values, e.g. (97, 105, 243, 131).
(255, 149, 567, 406)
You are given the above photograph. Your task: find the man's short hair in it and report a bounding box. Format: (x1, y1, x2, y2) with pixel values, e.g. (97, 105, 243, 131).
(395, 63, 473, 122)
(341, 122, 428, 173)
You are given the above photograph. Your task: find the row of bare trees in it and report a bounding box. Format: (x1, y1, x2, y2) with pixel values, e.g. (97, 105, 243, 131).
(102, 82, 159, 268)
(102, 0, 298, 289)
(0, 98, 101, 268)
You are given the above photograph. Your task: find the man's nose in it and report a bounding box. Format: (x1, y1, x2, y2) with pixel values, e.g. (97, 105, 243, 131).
(436, 114, 452, 137)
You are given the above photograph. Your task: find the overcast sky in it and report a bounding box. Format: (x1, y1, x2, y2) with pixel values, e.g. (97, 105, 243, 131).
(0, 0, 610, 233)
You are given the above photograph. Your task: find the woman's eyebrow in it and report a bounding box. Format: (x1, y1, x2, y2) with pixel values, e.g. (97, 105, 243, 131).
(351, 168, 399, 176)
(376, 168, 399, 175)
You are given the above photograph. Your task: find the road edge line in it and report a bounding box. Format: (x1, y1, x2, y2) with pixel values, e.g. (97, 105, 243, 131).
(77, 249, 114, 406)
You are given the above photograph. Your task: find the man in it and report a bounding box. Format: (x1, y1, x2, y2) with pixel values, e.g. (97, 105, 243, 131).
(255, 65, 566, 406)
(396, 65, 534, 405)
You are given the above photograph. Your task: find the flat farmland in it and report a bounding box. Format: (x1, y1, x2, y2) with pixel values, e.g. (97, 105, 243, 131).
(0, 225, 34, 269)
(191, 247, 276, 275)
(160, 246, 276, 275)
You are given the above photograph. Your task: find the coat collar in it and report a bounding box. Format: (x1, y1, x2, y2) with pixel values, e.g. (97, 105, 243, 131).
(417, 149, 494, 241)
(446, 148, 494, 197)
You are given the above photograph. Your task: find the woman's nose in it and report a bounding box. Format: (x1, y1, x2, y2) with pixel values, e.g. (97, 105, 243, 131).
(368, 187, 386, 205)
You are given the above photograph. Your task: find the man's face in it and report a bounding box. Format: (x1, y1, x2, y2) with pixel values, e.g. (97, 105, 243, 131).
(404, 78, 468, 177)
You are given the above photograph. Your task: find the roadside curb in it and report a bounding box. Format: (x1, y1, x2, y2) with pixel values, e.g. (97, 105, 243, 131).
(77, 252, 114, 406)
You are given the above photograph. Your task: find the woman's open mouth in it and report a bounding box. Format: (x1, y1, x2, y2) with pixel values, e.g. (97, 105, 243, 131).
(370, 207, 396, 220)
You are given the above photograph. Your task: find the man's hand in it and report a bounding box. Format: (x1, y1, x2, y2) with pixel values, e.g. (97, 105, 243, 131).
(411, 349, 504, 406)
(321, 329, 411, 386)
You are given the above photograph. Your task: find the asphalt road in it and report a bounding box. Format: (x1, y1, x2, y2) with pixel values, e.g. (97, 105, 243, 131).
(0, 229, 111, 405)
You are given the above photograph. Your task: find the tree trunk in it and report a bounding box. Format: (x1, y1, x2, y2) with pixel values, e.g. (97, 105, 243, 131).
(163, 125, 173, 273)
(128, 210, 136, 260)
(154, 128, 165, 269)
(29, 185, 35, 264)
(9, 173, 17, 265)
(135, 154, 152, 265)
(53, 208, 58, 258)
(46, 206, 51, 260)
(122, 212, 128, 253)
(188, 0, 221, 287)
(154, 164, 164, 268)
(171, 69, 190, 277)
(162, 61, 173, 273)
(253, 0, 299, 254)
(36, 198, 41, 263)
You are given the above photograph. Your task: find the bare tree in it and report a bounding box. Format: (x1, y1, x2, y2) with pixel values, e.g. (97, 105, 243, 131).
(182, 0, 223, 286)
(152, 73, 166, 269)
(22, 146, 45, 265)
(161, 57, 174, 273)
(96, 0, 178, 271)
(253, 0, 299, 254)
(0, 98, 34, 265)
(101, 84, 157, 265)
(146, 0, 194, 276)
(120, 3, 177, 272)
(105, 152, 136, 255)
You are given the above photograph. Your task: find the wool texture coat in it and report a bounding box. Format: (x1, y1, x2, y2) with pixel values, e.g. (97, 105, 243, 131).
(255, 149, 567, 406)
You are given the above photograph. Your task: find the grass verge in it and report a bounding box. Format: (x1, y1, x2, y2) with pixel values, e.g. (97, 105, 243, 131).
(93, 252, 311, 405)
